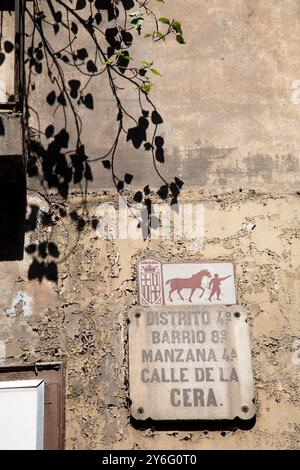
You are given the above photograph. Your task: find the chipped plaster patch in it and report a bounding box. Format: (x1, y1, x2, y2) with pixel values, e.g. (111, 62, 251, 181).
(6, 291, 33, 317)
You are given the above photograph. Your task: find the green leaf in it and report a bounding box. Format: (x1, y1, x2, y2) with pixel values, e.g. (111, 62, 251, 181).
(141, 60, 152, 67)
(150, 68, 161, 76)
(155, 31, 165, 41)
(176, 34, 185, 44)
(139, 81, 154, 94)
(131, 17, 144, 29)
(172, 21, 182, 35)
(158, 17, 170, 25)
(144, 33, 152, 38)
(129, 11, 140, 17)
(116, 52, 134, 59)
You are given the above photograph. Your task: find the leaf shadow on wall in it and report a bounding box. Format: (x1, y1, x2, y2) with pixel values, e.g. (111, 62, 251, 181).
(0, 0, 185, 280)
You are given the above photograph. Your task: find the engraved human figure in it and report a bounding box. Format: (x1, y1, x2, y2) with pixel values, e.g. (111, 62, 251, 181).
(208, 274, 231, 301)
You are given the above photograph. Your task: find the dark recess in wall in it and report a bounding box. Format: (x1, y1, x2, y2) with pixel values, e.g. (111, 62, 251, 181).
(0, 154, 26, 261)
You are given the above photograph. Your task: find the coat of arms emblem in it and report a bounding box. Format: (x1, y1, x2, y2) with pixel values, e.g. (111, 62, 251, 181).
(138, 259, 163, 305)
(137, 258, 236, 305)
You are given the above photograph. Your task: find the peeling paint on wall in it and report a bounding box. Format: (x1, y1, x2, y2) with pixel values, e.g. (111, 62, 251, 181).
(0, 189, 299, 449)
(5, 291, 33, 317)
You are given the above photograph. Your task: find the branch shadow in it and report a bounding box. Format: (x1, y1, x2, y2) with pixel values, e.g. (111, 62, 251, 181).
(1, 0, 185, 279)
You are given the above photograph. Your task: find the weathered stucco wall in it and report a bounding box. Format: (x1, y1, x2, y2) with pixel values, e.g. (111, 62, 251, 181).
(0, 0, 300, 449)
(0, 189, 299, 449)
(26, 0, 300, 192)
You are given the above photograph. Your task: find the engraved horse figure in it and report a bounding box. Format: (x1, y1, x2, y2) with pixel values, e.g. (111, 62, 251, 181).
(165, 270, 211, 303)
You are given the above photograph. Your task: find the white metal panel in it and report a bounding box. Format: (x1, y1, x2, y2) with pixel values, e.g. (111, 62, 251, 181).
(138, 259, 237, 306)
(129, 305, 255, 421)
(0, 379, 44, 450)
(163, 262, 236, 305)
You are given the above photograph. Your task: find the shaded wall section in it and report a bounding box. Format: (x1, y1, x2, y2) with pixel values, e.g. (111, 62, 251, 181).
(25, 0, 300, 192)
(0, 113, 25, 260)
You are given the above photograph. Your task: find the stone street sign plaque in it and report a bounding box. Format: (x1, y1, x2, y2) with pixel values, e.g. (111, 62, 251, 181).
(129, 305, 255, 421)
(137, 259, 236, 306)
